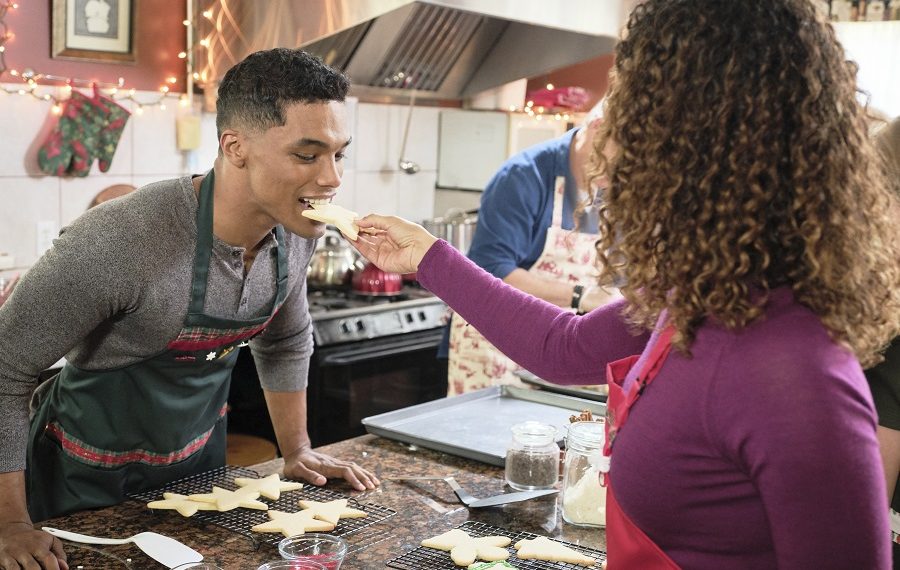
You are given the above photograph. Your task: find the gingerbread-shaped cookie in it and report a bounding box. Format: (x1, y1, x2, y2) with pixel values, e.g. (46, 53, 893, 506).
(421, 529, 511, 567)
(514, 536, 596, 566)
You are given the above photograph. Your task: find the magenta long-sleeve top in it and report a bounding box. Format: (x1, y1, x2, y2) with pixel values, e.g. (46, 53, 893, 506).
(419, 240, 889, 569)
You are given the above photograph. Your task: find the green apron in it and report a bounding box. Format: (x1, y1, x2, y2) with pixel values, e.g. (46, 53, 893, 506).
(26, 171, 289, 521)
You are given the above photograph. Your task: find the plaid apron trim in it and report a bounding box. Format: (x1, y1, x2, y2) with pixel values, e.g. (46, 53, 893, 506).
(45, 404, 228, 468)
(166, 318, 272, 352)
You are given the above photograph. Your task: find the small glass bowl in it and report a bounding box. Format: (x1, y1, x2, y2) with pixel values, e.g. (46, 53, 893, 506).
(278, 533, 349, 570)
(257, 560, 327, 570)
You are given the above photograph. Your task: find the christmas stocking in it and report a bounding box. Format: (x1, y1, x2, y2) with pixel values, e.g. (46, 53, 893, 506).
(93, 93, 131, 173)
(37, 91, 107, 177)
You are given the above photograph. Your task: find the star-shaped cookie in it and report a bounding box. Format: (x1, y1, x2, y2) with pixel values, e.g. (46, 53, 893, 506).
(234, 473, 303, 501)
(514, 536, 596, 566)
(297, 498, 367, 525)
(188, 486, 268, 511)
(421, 528, 511, 567)
(147, 492, 217, 517)
(251, 509, 336, 537)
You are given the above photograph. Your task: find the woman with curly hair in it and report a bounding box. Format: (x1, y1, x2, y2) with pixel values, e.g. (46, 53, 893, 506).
(353, 0, 900, 567)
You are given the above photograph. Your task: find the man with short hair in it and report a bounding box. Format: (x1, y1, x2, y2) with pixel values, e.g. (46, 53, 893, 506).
(0, 48, 378, 569)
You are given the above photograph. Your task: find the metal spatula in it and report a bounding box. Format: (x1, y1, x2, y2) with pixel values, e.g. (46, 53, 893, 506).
(42, 527, 203, 569)
(389, 475, 557, 508)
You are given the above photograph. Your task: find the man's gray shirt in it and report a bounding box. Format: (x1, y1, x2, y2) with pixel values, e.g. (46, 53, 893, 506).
(0, 176, 316, 472)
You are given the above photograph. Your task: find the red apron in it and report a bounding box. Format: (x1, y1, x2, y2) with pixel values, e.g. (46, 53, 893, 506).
(602, 325, 680, 569)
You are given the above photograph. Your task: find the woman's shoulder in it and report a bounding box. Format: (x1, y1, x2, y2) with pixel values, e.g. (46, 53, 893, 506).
(706, 287, 865, 401)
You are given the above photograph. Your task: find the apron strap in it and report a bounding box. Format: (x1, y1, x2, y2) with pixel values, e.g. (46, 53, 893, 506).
(632, 326, 676, 394)
(188, 170, 289, 318)
(189, 171, 216, 315)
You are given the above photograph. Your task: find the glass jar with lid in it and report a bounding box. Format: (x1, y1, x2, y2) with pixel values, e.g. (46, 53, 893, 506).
(561, 420, 606, 527)
(504, 421, 559, 491)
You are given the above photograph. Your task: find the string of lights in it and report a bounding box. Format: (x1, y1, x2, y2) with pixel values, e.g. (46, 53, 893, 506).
(0, 1, 185, 115)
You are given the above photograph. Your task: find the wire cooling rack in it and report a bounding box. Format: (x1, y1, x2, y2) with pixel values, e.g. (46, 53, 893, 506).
(129, 465, 396, 548)
(386, 520, 606, 569)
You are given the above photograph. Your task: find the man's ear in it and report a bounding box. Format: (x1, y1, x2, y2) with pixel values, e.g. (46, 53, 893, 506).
(220, 129, 246, 168)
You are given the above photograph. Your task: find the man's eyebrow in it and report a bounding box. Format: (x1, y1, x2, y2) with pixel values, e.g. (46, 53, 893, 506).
(293, 137, 353, 149)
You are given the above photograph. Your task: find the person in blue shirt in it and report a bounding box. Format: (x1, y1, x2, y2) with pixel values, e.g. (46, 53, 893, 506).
(445, 103, 619, 395)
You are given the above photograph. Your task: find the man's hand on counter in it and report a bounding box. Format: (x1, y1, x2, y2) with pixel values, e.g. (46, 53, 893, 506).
(0, 521, 68, 570)
(283, 446, 380, 492)
(0, 470, 69, 570)
(263, 389, 380, 492)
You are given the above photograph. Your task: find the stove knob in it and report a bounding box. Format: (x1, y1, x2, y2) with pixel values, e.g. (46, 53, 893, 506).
(418, 311, 427, 321)
(340, 322, 352, 334)
(405, 313, 415, 324)
(355, 320, 365, 332)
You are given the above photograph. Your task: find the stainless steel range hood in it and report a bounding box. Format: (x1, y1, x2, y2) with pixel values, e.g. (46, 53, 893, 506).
(215, 0, 625, 102)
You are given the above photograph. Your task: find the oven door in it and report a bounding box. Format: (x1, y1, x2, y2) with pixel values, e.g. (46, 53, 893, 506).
(307, 327, 448, 446)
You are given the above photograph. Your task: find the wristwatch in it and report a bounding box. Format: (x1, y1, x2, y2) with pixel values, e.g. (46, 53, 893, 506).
(571, 284, 584, 311)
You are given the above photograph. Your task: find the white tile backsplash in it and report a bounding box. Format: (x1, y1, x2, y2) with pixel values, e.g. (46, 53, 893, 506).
(194, 111, 220, 171)
(400, 106, 439, 172)
(0, 177, 61, 268)
(1, 90, 443, 270)
(333, 170, 357, 211)
(131, 102, 187, 176)
(355, 103, 396, 172)
(396, 170, 436, 223)
(354, 171, 398, 216)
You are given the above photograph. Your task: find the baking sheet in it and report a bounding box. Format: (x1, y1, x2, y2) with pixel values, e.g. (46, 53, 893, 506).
(362, 385, 606, 466)
(515, 369, 608, 402)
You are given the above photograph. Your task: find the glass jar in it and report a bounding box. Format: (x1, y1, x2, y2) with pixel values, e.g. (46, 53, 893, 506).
(561, 420, 606, 527)
(504, 421, 559, 491)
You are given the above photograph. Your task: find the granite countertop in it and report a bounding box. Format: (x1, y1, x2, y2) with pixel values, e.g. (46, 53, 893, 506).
(37, 435, 606, 569)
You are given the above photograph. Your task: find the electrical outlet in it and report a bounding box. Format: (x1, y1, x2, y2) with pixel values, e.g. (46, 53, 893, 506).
(36, 220, 58, 257)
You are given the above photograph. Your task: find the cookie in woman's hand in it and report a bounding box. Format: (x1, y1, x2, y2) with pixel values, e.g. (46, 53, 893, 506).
(302, 203, 360, 240)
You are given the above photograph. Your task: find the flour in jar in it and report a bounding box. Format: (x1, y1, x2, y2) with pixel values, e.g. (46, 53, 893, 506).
(561, 464, 606, 526)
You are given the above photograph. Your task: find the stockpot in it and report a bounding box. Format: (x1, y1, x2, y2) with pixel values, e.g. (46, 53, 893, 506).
(422, 208, 478, 254)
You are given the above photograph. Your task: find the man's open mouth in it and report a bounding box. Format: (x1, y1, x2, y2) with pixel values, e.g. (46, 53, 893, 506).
(299, 197, 332, 210)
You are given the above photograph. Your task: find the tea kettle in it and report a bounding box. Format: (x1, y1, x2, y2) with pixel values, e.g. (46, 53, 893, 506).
(307, 232, 361, 289)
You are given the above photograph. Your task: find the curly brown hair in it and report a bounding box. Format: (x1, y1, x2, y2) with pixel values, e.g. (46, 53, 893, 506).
(587, 0, 900, 367)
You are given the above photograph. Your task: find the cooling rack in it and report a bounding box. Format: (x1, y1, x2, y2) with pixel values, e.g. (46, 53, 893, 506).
(130, 465, 396, 548)
(386, 519, 606, 569)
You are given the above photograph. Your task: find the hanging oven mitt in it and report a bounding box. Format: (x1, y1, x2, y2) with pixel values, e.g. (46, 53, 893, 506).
(93, 92, 131, 172)
(37, 90, 106, 177)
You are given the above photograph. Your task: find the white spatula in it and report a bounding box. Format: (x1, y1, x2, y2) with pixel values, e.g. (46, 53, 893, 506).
(42, 527, 203, 569)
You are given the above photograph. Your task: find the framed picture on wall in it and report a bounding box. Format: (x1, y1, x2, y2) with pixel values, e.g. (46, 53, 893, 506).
(52, 0, 135, 63)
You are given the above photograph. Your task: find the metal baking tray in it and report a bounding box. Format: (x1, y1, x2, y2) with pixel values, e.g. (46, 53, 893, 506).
(515, 369, 608, 402)
(362, 385, 606, 466)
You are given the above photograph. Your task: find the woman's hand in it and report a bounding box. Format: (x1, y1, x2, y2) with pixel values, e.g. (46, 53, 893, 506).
(351, 214, 438, 275)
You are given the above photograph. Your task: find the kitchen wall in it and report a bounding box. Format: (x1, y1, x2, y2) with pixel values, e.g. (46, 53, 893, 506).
(4, 0, 187, 92)
(0, 91, 441, 271)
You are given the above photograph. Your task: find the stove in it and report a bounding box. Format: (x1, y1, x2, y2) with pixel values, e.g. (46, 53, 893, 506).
(309, 287, 447, 346)
(228, 284, 450, 448)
